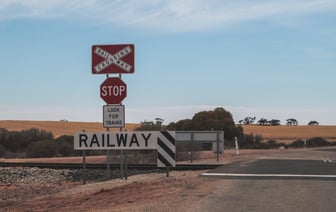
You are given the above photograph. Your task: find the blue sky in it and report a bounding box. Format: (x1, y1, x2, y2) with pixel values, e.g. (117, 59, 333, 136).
(0, 0, 336, 125)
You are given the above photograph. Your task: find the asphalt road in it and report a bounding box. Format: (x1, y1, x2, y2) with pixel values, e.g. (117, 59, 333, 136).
(204, 159, 336, 180)
(197, 149, 336, 211)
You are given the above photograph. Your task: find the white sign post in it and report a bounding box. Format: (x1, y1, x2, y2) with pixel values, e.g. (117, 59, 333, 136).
(103, 105, 125, 128)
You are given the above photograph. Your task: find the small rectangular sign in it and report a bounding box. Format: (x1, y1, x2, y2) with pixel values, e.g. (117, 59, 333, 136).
(175, 131, 224, 143)
(103, 105, 125, 128)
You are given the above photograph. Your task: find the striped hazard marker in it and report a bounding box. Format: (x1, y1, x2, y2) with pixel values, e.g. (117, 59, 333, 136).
(157, 131, 176, 167)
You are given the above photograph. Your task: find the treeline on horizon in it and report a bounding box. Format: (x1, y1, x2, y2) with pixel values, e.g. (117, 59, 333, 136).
(0, 107, 335, 158)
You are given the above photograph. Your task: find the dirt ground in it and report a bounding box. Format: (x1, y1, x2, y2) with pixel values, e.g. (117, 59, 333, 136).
(0, 148, 325, 211)
(1, 170, 224, 212)
(0, 151, 241, 212)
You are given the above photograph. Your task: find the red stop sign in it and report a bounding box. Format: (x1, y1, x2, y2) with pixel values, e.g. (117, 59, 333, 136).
(100, 77, 127, 104)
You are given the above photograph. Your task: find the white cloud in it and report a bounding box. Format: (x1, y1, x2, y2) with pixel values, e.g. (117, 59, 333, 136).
(0, 0, 336, 32)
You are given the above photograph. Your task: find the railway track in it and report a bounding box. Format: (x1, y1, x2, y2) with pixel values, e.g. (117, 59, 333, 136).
(0, 162, 220, 170)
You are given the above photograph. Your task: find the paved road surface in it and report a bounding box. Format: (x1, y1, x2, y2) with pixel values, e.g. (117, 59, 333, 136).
(196, 148, 336, 211)
(196, 178, 336, 212)
(204, 159, 336, 179)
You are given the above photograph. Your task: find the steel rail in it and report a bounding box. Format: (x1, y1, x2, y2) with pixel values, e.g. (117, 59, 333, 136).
(0, 162, 220, 170)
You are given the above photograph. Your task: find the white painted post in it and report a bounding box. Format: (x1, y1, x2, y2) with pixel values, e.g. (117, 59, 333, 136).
(235, 137, 239, 155)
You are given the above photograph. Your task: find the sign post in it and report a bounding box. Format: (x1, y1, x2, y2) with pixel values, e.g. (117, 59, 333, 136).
(88, 43, 135, 180)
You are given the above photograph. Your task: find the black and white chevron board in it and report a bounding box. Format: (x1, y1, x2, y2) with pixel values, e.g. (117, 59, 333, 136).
(157, 131, 176, 167)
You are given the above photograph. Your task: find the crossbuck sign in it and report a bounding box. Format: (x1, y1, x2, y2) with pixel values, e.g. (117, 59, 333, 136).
(92, 44, 135, 74)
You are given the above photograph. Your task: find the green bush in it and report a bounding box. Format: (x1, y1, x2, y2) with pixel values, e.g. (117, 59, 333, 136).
(266, 139, 279, 149)
(27, 140, 57, 158)
(289, 139, 305, 148)
(306, 137, 330, 147)
(57, 141, 73, 157)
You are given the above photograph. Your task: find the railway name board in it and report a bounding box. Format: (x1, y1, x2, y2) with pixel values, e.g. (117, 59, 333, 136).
(74, 131, 176, 167)
(75, 132, 156, 150)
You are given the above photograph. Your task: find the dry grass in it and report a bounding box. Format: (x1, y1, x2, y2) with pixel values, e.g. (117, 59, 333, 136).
(242, 125, 336, 143)
(1, 120, 335, 144)
(0, 120, 139, 138)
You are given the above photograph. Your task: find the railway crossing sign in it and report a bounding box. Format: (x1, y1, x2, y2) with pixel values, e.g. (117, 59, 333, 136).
(100, 77, 127, 104)
(92, 44, 135, 74)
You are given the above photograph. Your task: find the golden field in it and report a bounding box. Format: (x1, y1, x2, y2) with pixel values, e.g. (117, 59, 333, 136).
(0, 120, 335, 144)
(242, 125, 336, 143)
(0, 120, 139, 138)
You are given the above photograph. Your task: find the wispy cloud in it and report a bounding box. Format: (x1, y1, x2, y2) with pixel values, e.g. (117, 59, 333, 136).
(1, 0, 336, 32)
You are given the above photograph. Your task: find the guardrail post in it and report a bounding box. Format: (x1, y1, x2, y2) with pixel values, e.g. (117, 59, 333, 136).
(216, 133, 220, 161)
(190, 132, 194, 163)
(235, 137, 239, 155)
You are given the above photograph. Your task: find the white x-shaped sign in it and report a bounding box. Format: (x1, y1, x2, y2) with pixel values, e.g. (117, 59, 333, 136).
(94, 46, 132, 73)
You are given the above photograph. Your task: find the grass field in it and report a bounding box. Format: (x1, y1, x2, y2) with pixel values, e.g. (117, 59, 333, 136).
(0, 120, 335, 144)
(242, 125, 336, 143)
(0, 120, 139, 138)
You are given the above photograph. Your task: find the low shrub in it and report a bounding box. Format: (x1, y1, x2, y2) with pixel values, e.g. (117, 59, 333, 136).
(306, 137, 330, 147)
(0, 144, 6, 157)
(27, 140, 57, 158)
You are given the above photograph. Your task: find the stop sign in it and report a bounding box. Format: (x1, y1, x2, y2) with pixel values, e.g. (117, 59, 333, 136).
(100, 77, 127, 104)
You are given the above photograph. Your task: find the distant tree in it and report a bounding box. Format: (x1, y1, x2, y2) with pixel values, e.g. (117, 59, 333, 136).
(257, 118, 268, 126)
(167, 107, 242, 141)
(135, 120, 163, 131)
(269, 119, 281, 126)
(155, 118, 164, 126)
(166, 119, 193, 131)
(308, 121, 319, 126)
(239, 117, 256, 125)
(286, 118, 298, 126)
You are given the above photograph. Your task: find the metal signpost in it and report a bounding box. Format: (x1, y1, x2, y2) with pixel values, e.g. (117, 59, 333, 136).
(91, 44, 134, 179)
(80, 44, 225, 180)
